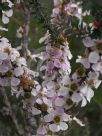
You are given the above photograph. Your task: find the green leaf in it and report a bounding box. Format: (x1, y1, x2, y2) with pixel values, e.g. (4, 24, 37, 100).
(83, 15, 93, 24)
(94, 87, 102, 103)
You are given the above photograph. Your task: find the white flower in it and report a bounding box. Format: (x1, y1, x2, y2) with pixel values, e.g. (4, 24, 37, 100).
(0, 78, 9, 86)
(0, 65, 9, 73)
(80, 85, 94, 104)
(49, 122, 68, 132)
(39, 31, 51, 44)
(0, 37, 10, 48)
(7, 0, 13, 7)
(71, 92, 82, 103)
(14, 67, 24, 77)
(16, 57, 27, 66)
(44, 109, 70, 132)
(2, 0, 14, 8)
(55, 97, 65, 107)
(10, 49, 20, 62)
(92, 62, 102, 72)
(88, 72, 101, 89)
(32, 107, 41, 115)
(11, 77, 20, 86)
(54, 0, 62, 7)
(52, 8, 60, 16)
(83, 37, 95, 47)
(2, 9, 13, 24)
(0, 51, 8, 60)
(16, 27, 23, 38)
(31, 85, 41, 97)
(76, 56, 90, 69)
(37, 125, 47, 135)
(88, 51, 100, 63)
(64, 3, 82, 20)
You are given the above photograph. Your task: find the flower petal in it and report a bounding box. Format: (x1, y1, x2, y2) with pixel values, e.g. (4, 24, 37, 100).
(11, 77, 20, 86)
(89, 51, 100, 63)
(2, 14, 9, 24)
(32, 107, 41, 115)
(59, 122, 68, 131)
(55, 97, 65, 107)
(14, 67, 24, 77)
(49, 124, 59, 132)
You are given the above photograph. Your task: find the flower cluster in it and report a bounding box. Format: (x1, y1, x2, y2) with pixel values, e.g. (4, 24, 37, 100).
(51, 0, 82, 26)
(0, 0, 102, 136)
(1, 0, 13, 24)
(33, 0, 102, 135)
(0, 37, 39, 101)
(40, 32, 72, 77)
(31, 31, 85, 135)
(73, 37, 102, 106)
(50, 0, 102, 109)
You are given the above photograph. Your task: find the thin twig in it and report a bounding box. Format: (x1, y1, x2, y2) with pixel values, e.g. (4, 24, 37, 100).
(1, 88, 23, 136)
(20, 0, 31, 58)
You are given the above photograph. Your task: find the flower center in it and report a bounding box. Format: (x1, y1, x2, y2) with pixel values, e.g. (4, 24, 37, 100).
(4, 47, 11, 55)
(55, 84, 60, 90)
(54, 115, 61, 123)
(66, 98, 73, 106)
(47, 130, 53, 135)
(24, 92, 31, 99)
(41, 103, 48, 112)
(76, 67, 85, 77)
(70, 82, 78, 91)
(87, 80, 94, 88)
(20, 77, 33, 89)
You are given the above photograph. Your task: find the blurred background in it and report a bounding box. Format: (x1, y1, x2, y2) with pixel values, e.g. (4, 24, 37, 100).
(0, 0, 102, 136)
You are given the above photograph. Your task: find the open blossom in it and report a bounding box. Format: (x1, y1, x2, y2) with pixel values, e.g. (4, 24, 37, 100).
(51, 0, 63, 25)
(16, 26, 24, 38)
(0, 37, 38, 99)
(40, 33, 72, 78)
(2, 0, 14, 8)
(1, 0, 13, 24)
(54, 0, 62, 7)
(74, 37, 102, 107)
(64, 2, 82, 20)
(77, 37, 102, 71)
(2, 9, 13, 24)
(44, 109, 71, 132)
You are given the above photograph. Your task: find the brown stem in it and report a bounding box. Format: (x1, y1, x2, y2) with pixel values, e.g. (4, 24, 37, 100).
(20, 0, 31, 58)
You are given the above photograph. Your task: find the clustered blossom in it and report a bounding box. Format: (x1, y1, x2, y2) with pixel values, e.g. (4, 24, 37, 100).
(34, 0, 102, 135)
(51, 0, 62, 26)
(51, 0, 83, 26)
(51, 0, 92, 34)
(32, 31, 86, 135)
(64, 2, 82, 20)
(0, 37, 39, 97)
(40, 32, 72, 77)
(69, 36, 102, 107)
(16, 26, 24, 38)
(1, 0, 13, 24)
